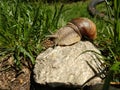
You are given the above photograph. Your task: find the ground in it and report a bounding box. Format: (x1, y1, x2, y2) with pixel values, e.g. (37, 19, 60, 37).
(0, 55, 31, 90)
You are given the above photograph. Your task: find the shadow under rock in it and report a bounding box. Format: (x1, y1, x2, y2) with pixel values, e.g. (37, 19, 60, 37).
(30, 71, 90, 90)
(30, 83, 91, 90)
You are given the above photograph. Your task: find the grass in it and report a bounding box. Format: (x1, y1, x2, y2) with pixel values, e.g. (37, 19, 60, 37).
(0, 0, 65, 69)
(100, 0, 120, 90)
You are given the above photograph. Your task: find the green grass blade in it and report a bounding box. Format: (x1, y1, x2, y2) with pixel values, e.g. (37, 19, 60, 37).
(18, 46, 35, 64)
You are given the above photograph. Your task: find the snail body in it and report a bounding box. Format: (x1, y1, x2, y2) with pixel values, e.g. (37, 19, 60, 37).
(47, 17, 97, 46)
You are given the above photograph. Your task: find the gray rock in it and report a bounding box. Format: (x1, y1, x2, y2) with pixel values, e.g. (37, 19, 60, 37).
(34, 41, 105, 87)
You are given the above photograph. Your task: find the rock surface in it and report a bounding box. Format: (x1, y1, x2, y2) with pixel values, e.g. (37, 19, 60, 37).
(34, 41, 105, 87)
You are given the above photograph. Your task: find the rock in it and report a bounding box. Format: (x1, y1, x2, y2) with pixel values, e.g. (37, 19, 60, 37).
(34, 41, 105, 87)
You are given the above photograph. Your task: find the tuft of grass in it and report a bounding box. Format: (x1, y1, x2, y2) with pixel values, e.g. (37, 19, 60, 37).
(62, 1, 90, 22)
(0, 0, 64, 70)
(101, 0, 120, 90)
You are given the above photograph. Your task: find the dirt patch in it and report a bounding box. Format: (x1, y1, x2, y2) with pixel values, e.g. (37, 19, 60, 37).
(0, 56, 30, 90)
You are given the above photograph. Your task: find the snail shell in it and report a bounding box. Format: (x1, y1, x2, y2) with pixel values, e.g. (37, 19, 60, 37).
(47, 17, 97, 46)
(69, 17, 97, 40)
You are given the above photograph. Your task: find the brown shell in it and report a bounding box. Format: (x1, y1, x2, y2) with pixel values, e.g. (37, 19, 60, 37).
(70, 17, 97, 40)
(47, 17, 97, 46)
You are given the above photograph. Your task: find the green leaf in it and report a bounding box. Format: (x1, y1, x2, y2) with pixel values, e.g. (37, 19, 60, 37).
(110, 61, 120, 73)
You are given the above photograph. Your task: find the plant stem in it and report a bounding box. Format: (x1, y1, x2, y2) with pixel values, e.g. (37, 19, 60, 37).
(102, 70, 113, 90)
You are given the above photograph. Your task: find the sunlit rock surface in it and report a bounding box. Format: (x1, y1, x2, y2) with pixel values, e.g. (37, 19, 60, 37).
(34, 41, 105, 87)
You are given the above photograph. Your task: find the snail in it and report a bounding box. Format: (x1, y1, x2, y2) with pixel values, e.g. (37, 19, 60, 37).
(46, 17, 97, 46)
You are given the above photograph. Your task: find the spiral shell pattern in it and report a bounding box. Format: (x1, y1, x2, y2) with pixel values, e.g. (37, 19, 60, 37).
(69, 18, 97, 40)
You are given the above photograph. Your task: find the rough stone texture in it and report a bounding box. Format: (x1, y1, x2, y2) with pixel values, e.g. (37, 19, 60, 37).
(34, 41, 105, 87)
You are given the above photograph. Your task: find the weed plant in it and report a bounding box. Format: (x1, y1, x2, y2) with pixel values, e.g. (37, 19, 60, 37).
(0, 0, 64, 70)
(101, 0, 120, 90)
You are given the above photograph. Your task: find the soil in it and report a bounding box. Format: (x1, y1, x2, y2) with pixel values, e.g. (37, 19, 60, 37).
(0, 55, 31, 90)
